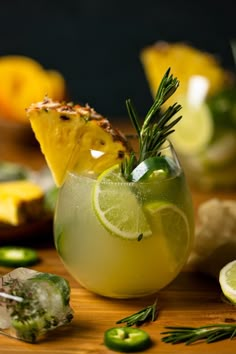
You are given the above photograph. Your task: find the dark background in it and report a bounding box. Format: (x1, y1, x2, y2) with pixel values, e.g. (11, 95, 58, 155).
(0, 0, 236, 118)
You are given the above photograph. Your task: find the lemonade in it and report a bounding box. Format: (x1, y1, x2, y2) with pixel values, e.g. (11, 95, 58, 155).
(54, 144, 194, 298)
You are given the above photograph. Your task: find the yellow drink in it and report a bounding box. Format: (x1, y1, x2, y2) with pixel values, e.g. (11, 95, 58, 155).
(54, 150, 194, 298)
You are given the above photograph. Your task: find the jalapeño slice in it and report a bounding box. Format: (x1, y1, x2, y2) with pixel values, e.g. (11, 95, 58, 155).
(130, 156, 176, 182)
(104, 326, 151, 352)
(0, 246, 39, 267)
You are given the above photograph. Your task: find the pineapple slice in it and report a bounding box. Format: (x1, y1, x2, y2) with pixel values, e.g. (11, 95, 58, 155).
(140, 41, 233, 101)
(27, 97, 130, 186)
(0, 181, 44, 226)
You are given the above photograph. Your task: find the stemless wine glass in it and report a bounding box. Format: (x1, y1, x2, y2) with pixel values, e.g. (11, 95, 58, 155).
(54, 141, 194, 299)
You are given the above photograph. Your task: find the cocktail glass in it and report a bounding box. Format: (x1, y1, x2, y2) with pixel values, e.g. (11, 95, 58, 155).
(170, 76, 236, 191)
(54, 140, 194, 299)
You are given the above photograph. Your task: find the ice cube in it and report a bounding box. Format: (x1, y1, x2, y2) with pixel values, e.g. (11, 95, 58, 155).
(0, 267, 73, 342)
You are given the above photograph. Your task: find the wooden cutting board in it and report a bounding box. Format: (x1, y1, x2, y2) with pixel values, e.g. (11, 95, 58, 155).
(0, 247, 236, 354)
(1, 119, 236, 353)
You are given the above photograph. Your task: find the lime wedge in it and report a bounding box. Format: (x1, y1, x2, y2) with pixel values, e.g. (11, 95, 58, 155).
(219, 260, 236, 304)
(171, 96, 214, 154)
(143, 201, 190, 261)
(93, 165, 151, 239)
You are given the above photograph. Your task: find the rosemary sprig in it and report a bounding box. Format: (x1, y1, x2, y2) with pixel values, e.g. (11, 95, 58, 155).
(121, 68, 182, 180)
(116, 298, 158, 327)
(161, 324, 236, 345)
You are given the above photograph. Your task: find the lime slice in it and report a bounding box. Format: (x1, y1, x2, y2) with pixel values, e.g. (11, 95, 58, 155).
(143, 201, 190, 261)
(171, 96, 214, 154)
(93, 165, 151, 239)
(219, 260, 236, 304)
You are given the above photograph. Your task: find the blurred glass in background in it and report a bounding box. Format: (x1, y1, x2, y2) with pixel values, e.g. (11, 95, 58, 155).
(141, 41, 236, 190)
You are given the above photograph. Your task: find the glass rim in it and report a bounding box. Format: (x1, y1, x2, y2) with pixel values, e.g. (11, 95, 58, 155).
(67, 167, 182, 185)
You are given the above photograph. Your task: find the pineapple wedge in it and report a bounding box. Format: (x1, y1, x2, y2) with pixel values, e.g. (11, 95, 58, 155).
(140, 41, 232, 101)
(27, 97, 130, 186)
(0, 181, 44, 226)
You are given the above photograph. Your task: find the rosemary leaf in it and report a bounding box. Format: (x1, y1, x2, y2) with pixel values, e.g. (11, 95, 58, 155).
(116, 298, 158, 327)
(161, 324, 236, 345)
(126, 99, 141, 136)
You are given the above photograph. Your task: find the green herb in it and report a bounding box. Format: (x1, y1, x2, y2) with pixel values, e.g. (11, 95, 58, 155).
(121, 68, 182, 181)
(161, 324, 236, 345)
(116, 298, 158, 327)
(0, 277, 47, 342)
(1, 278, 45, 320)
(0, 274, 73, 343)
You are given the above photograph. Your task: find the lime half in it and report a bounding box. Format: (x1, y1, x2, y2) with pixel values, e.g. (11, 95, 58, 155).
(171, 96, 214, 154)
(93, 165, 151, 240)
(143, 201, 191, 261)
(219, 260, 236, 304)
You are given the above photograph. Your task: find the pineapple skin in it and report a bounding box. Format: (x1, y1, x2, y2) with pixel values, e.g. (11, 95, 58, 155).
(0, 181, 44, 226)
(27, 97, 130, 186)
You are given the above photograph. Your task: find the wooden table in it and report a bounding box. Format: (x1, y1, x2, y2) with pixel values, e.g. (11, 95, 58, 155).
(0, 119, 236, 353)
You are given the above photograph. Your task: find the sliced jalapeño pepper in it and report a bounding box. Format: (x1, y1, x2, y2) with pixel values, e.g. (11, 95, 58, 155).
(0, 246, 39, 267)
(104, 326, 151, 352)
(130, 156, 176, 182)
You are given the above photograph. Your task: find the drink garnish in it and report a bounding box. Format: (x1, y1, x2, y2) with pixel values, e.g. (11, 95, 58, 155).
(27, 97, 130, 186)
(121, 68, 182, 181)
(93, 164, 152, 239)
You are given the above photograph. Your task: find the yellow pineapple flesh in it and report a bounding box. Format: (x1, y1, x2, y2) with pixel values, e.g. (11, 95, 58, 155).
(140, 41, 233, 102)
(27, 97, 130, 186)
(0, 56, 66, 123)
(0, 180, 44, 226)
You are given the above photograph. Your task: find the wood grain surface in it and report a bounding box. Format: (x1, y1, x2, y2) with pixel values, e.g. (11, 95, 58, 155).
(0, 119, 236, 353)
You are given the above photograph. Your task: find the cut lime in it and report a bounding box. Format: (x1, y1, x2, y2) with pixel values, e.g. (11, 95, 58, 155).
(143, 201, 191, 261)
(219, 260, 236, 304)
(171, 96, 214, 154)
(93, 165, 151, 240)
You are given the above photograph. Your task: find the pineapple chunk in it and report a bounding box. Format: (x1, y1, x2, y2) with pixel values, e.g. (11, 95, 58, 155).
(0, 181, 44, 226)
(27, 97, 130, 186)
